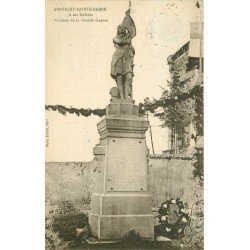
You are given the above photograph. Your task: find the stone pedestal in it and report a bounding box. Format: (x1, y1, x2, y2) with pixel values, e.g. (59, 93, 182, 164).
(89, 99, 154, 240)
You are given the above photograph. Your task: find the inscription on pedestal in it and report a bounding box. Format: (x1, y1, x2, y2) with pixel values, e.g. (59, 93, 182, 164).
(106, 138, 147, 192)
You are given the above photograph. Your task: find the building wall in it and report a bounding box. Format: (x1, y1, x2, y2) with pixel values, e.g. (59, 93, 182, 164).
(167, 41, 201, 154)
(46, 159, 195, 210)
(148, 158, 194, 207)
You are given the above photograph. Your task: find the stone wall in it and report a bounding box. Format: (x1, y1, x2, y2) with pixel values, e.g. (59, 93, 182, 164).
(46, 158, 195, 210)
(45, 162, 95, 212)
(148, 158, 194, 208)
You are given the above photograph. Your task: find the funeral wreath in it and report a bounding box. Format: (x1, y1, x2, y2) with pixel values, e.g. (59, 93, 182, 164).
(155, 198, 191, 239)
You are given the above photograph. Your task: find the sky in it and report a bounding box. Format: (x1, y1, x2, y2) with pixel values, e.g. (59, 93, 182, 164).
(45, 0, 202, 162)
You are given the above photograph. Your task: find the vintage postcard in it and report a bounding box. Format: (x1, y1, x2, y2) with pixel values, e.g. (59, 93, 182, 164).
(45, 0, 203, 249)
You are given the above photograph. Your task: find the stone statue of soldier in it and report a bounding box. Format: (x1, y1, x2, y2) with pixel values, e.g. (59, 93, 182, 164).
(110, 9, 136, 100)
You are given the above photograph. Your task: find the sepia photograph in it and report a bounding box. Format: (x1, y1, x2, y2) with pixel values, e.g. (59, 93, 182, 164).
(45, 0, 203, 248)
(3, 0, 250, 249)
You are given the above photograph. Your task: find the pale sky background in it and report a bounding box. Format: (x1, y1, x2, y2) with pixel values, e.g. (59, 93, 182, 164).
(46, 0, 202, 162)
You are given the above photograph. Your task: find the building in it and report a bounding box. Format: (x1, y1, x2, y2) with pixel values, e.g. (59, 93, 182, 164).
(167, 22, 203, 155)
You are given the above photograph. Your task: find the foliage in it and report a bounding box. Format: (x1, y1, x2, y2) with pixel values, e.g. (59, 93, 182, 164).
(114, 230, 172, 249)
(193, 149, 204, 180)
(149, 154, 193, 160)
(45, 105, 106, 117)
(193, 91, 203, 136)
(45, 206, 63, 249)
(45, 83, 203, 128)
(182, 178, 204, 249)
(45, 216, 62, 249)
(141, 46, 203, 137)
(155, 98, 195, 131)
(45, 199, 88, 248)
(53, 213, 88, 241)
(143, 84, 203, 138)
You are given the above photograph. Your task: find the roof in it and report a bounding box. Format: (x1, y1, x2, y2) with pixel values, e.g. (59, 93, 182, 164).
(171, 42, 190, 61)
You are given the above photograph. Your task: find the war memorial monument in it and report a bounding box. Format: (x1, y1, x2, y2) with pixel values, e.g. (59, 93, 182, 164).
(88, 6, 154, 240)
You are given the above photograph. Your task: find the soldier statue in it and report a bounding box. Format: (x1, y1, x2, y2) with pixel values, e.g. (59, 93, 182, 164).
(110, 7, 136, 100)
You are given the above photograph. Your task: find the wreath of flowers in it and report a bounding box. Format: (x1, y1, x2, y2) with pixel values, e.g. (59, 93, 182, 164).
(155, 198, 191, 239)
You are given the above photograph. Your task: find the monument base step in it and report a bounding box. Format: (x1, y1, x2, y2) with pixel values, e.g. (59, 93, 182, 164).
(86, 237, 117, 245)
(89, 213, 154, 240)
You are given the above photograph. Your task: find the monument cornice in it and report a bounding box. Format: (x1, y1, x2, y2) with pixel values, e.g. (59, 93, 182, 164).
(97, 116, 148, 133)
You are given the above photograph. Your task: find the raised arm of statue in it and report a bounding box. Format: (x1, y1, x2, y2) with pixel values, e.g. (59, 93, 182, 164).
(113, 36, 131, 45)
(113, 37, 122, 44)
